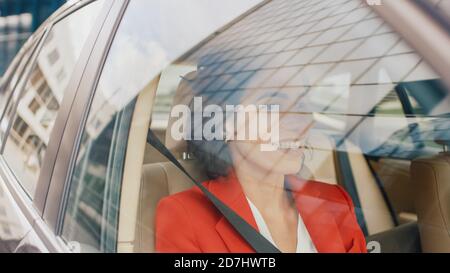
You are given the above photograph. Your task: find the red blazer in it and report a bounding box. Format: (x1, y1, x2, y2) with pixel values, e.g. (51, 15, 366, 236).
(155, 172, 367, 253)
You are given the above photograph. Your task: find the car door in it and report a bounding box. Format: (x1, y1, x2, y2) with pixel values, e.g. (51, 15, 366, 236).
(38, 0, 450, 253)
(0, 25, 48, 254)
(0, 0, 110, 253)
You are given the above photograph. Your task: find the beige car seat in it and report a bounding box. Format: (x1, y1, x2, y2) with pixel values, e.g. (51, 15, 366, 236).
(343, 140, 396, 235)
(134, 71, 208, 253)
(411, 140, 450, 253)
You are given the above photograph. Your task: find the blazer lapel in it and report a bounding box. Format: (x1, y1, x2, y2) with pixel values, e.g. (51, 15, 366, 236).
(209, 173, 348, 253)
(287, 176, 347, 253)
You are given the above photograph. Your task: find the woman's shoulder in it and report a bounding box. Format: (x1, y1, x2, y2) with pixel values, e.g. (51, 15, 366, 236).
(157, 181, 216, 212)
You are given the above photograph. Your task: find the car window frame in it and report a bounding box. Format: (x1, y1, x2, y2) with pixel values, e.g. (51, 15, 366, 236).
(40, 0, 125, 239)
(44, 0, 450, 252)
(0, 2, 113, 254)
(0, 0, 118, 253)
(32, 1, 120, 253)
(370, 0, 450, 92)
(0, 0, 109, 205)
(50, 0, 274, 251)
(0, 29, 49, 251)
(30, 0, 114, 217)
(0, 28, 49, 192)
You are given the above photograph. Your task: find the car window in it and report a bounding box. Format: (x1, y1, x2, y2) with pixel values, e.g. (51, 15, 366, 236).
(0, 39, 41, 144)
(60, 0, 260, 253)
(1, 1, 104, 197)
(64, 0, 450, 253)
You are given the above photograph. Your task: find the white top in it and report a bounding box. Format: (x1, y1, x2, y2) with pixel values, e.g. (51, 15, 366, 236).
(246, 198, 318, 253)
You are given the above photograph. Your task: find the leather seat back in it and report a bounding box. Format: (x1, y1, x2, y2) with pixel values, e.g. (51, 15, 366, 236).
(344, 140, 395, 235)
(411, 151, 450, 253)
(134, 70, 208, 253)
(135, 160, 207, 253)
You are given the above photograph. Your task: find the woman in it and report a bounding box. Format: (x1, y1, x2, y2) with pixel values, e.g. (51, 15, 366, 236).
(155, 58, 367, 253)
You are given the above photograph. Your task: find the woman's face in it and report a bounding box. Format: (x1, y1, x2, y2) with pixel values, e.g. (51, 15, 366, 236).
(227, 88, 314, 176)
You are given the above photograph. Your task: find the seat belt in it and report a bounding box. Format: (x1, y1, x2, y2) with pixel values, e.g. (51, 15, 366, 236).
(146, 129, 281, 253)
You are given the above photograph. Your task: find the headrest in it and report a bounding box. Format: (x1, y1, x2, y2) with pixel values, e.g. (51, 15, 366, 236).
(165, 71, 198, 157)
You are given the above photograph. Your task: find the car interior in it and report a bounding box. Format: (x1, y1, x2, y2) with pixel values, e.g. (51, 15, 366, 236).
(111, 60, 450, 253)
(2, 0, 450, 255)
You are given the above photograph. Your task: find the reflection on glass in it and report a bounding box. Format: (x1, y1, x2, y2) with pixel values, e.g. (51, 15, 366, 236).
(0, 42, 38, 143)
(150, 0, 450, 249)
(61, 0, 260, 253)
(62, 100, 135, 252)
(2, 1, 104, 196)
(62, 0, 450, 253)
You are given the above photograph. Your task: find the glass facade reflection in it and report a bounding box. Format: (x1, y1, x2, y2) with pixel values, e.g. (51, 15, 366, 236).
(2, 1, 103, 196)
(0, 0, 66, 76)
(61, 0, 450, 253)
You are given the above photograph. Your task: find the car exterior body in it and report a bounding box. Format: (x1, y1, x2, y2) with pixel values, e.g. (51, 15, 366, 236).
(0, 0, 449, 253)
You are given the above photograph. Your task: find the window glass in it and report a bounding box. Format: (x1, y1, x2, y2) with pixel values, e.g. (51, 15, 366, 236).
(1, 61, 22, 117)
(2, 1, 104, 196)
(65, 0, 450, 253)
(0, 40, 39, 143)
(61, 0, 260, 253)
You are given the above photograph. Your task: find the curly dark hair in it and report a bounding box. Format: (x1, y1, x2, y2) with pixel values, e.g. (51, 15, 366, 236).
(188, 138, 233, 179)
(186, 89, 237, 179)
(185, 55, 256, 179)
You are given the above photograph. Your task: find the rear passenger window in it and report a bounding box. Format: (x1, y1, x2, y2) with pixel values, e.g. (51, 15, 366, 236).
(1, 1, 104, 197)
(60, 0, 259, 253)
(63, 0, 450, 253)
